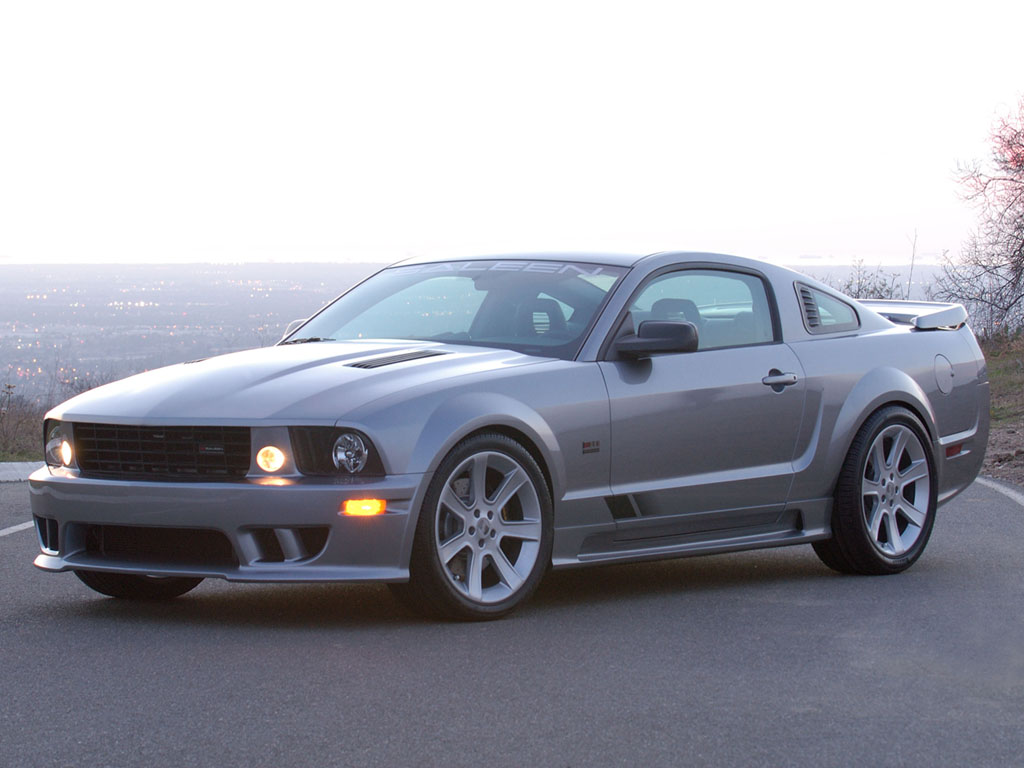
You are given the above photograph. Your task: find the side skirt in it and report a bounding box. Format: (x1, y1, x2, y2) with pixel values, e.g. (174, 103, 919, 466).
(552, 497, 832, 569)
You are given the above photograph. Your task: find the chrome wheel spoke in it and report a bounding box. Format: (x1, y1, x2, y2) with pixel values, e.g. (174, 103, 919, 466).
(887, 428, 908, 468)
(440, 486, 470, 523)
(899, 460, 929, 486)
(470, 455, 489, 507)
(465, 550, 484, 600)
(869, 441, 887, 479)
(438, 534, 468, 564)
(884, 512, 905, 555)
(867, 503, 885, 540)
(491, 550, 524, 591)
(499, 518, 542, 543)
(898, 500, 927, 528)
(491, 466, 528, 511)
(862, 477, 883, 497)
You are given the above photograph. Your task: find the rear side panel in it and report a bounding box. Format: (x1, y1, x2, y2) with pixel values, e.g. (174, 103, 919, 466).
(786, 324, 987, 507)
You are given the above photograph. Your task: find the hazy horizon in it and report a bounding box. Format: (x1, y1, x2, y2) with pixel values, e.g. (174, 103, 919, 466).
(0, 254, 955, 268)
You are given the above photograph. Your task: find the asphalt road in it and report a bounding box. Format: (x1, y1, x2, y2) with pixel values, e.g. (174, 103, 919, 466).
(1, 480, 1022, 767)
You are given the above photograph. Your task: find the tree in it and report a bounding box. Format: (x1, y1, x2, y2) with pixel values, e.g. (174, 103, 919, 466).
(0, 380, 42, 459)
(933, 96, 1024, 335)
(814, 258, 906, 300)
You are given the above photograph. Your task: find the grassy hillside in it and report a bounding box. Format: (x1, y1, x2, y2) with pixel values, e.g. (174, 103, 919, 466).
(981, 335, 1024, 425)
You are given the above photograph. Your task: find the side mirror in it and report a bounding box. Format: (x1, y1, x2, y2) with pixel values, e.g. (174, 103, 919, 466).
(280, 318, 307, 342)
(614, 320, 699, 359)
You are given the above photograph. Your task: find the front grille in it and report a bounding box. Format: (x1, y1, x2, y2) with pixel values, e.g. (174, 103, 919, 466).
(84, 524, 239, 567)
(74, 423, 251, 481)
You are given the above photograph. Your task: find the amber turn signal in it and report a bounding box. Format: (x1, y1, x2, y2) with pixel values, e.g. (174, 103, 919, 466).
(342, 498, 386, 516)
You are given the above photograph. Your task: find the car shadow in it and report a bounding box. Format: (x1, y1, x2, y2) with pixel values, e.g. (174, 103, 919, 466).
(531, 548, 833, 609)
(56, 547, 837, 630)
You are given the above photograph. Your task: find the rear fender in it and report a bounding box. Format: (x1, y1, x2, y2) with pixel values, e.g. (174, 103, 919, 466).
(822, 367, 938, 490)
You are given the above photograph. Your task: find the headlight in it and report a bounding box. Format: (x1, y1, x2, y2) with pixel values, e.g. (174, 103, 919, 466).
(288, 427, 385, 476)
(333, 433, 367, 473)
(44, 420, 74, 468)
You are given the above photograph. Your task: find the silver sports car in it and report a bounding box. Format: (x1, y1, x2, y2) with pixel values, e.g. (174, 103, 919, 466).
(30, 252, 990, 619)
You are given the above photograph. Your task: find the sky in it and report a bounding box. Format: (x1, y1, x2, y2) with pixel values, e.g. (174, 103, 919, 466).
(1, 0, 1022, 268)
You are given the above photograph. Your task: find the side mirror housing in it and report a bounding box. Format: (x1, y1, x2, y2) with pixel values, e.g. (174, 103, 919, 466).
(614, 320, 699, 359)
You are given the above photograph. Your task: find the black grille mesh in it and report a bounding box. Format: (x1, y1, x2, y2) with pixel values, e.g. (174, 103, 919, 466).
(74, 423, 251, 481)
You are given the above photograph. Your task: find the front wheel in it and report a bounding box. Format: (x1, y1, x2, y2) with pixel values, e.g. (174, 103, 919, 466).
(74, 570, 203, 599)
(390, 433, 553, 620)
(813, 406, 937, 575)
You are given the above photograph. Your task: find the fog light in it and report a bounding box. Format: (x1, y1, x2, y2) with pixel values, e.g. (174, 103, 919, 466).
(256, 445, 286, 472)
(342, 498, 386, 516)
(60, 440, 73, 466)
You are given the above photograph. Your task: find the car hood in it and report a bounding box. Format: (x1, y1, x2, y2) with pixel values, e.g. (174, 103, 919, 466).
(51, 341, 550, 425)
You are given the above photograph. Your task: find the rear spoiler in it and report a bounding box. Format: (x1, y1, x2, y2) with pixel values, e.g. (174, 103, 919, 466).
(858, 299, 968, 330)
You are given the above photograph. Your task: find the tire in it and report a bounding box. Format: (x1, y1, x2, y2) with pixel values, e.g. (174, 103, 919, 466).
(390, 432, 553, 620)
(74, 570, 203, 599)
(813, 406, 937, 575)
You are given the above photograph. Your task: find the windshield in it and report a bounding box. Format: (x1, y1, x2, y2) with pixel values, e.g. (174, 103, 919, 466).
(290, 259, 628, 359)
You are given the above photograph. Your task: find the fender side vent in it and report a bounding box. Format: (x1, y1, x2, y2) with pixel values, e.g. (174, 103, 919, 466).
(604, 495, 640, 520)
(347, 350, 446, 369)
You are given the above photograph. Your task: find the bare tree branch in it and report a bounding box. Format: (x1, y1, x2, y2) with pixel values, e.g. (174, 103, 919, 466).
(933, 95, 1024, 336)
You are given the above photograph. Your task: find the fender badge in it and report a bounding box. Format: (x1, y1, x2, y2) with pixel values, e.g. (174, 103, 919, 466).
(582, 440, 600, 455)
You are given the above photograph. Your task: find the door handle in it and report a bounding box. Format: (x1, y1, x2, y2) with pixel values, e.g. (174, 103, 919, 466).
(762, 370, 798, 392)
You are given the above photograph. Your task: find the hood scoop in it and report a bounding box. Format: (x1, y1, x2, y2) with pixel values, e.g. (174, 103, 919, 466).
(346, 349, 447, 369)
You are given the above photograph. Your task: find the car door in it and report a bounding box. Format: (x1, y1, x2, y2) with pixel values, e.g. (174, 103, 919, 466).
(598, 267, 807, 539)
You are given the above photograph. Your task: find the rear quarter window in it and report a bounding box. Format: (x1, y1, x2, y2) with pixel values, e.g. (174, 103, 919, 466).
(796, 283, 860, 334)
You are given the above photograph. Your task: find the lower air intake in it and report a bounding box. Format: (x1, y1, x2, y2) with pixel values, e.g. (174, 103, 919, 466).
(84, 525, 239, 568)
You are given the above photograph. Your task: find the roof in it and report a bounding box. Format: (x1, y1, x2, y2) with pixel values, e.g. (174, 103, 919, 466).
(391, 252, 648, 268)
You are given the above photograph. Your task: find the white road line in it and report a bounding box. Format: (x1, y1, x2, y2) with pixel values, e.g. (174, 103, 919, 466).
(975, 476, 1024, 508)
(0, 521, 34, 538)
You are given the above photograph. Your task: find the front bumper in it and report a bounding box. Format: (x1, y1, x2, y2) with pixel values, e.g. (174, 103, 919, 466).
(28, 467, 426, 582)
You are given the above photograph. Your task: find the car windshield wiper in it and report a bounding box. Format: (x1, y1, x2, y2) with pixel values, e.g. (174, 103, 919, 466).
(280, 337, 335, 345)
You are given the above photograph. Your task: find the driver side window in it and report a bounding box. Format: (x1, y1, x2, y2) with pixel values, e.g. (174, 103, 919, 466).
(630, 269, 775, 350)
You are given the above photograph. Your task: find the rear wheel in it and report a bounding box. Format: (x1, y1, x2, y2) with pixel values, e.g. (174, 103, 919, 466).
(74, 570, 203, 599)
(390, 433, 553, 620)
(813, 406, 936, 574)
